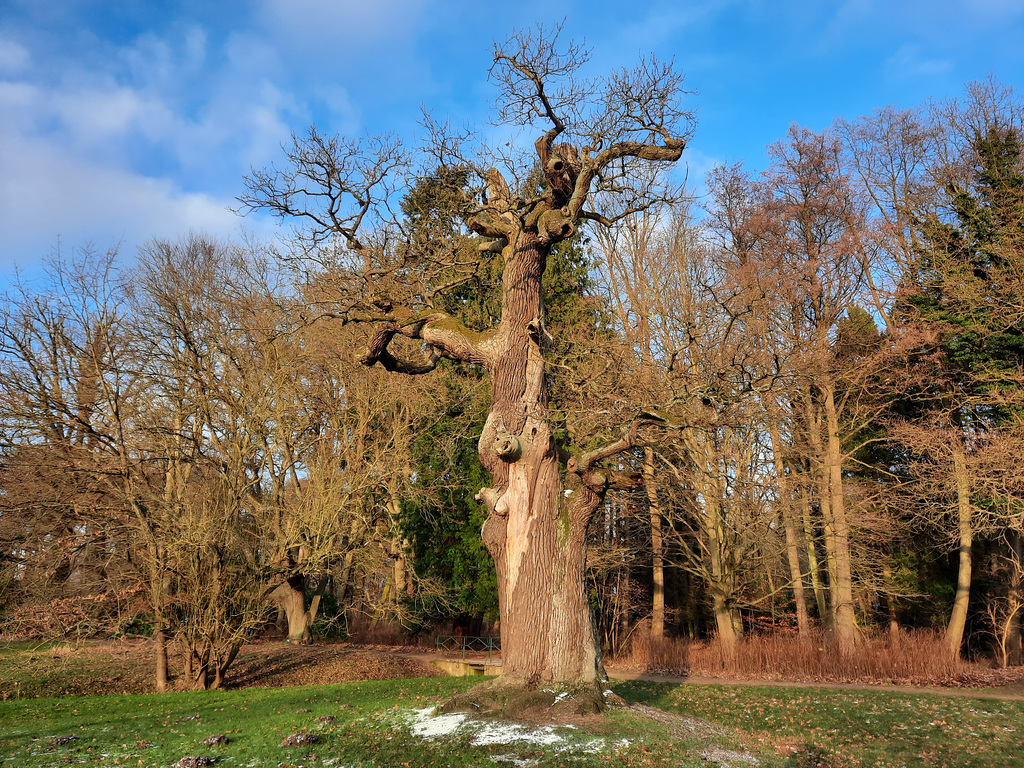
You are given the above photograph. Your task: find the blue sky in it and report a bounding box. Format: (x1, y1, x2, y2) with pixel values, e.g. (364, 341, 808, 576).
(1, 0, 1022, 282)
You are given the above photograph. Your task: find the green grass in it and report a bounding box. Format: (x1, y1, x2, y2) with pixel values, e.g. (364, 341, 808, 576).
(2, 676, 1021, 768)
(0, 676, 767, 768)
(618, 680, 1024, 767)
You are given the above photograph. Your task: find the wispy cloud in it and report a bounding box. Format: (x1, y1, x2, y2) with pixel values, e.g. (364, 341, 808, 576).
(885, 44, 953, 81)
(0, 38, 30, 73)
(0, 9, 304, 269)
(0, 127, 242, 269)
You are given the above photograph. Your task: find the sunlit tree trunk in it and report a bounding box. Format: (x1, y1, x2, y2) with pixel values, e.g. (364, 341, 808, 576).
(644, 447, 666, 639)
(273, 577, 313, 645)
(946, 444, 973, 661)
(476, 236, 606, 694)
(823, 384, 857, 655)
(704, 491, 739, 668)
(154, 627, 168, 692)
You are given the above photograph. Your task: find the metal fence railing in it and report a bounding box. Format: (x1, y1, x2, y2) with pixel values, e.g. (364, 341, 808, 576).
(434, 635, 501, 661)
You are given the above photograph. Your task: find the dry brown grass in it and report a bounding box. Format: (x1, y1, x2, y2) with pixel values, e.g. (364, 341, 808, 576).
(617, 628, 976, 686)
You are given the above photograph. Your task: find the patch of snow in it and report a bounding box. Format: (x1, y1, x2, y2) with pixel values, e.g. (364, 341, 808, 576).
(407, 708, 468, 738)
(491, 755, 539, 767)
(570, 738, 607, 754)
(470, 722, 563, 747)
(404, 707, 587, 749)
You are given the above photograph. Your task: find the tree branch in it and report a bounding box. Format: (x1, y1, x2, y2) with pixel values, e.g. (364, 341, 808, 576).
(568, 408, 689, 474)
(359, 312, 495, 373)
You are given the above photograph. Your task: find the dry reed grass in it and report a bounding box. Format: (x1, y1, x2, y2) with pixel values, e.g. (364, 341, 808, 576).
(618, 627, 971, 685)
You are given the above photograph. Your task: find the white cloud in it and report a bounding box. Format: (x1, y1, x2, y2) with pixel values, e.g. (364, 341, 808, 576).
(0, 21, 299, 273)
(0, 128, 244, 271)
(255, 0, 427, 50)
(0, 38, 30, 73)
(885, 44, 952, 80)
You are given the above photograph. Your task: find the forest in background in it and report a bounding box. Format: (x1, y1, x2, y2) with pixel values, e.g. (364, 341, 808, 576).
(1, 75, 1023, 690)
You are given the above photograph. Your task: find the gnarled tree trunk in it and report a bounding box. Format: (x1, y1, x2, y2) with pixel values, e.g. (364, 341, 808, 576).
(473, 235, 607, 703)
(272, 576, 313, 645)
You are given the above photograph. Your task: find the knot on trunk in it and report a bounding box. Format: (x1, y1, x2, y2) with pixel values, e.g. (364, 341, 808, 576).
(545, 143, 582, 199)
(467, 210, 511, 239)
(475, 487, 504, 515)
(493, 433, 522, 462)
(526, 316, 553, 348)
(537, 209, 575, 244)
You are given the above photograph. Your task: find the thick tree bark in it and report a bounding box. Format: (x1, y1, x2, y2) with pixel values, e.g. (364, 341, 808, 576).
(474, 236, 606, 697)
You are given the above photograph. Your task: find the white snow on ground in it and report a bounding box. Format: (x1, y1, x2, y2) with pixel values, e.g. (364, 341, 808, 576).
(402, 707, 760, 767)
(403, 707, 631, 762)
(407, 708, 471, 738)
(405, 707, 564, 746)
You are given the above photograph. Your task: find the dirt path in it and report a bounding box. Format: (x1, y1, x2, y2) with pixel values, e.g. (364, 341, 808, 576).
(6, 638, 1022, 703)
(605, 666, 1024, 702)
(365, 645, 1024, 702)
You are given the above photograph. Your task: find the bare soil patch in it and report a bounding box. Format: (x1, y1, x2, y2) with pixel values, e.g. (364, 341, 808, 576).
(0, 639, 440, 699)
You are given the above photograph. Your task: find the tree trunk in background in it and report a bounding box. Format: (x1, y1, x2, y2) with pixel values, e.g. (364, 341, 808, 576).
(882, 561, 900, 638)
(799, 478, 829, 622)
(273, 576, 313, 645)
(644, 447, 665, 639)
(705, 492, 739, 667)
(946, 444, 973, 661)
(154, 627, 168, 692)
(712, 587, 739, 669)
(334, 517, 364, 609)
(1008, 532, 1024, 666)
(823, 385, 857, 655)
(770, 423, 810, 638)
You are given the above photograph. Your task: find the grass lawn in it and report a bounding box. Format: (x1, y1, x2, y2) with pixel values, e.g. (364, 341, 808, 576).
(0, 675, 767, 768)
(1, 675, 1021, 767)
(618, 679, 1024, 767)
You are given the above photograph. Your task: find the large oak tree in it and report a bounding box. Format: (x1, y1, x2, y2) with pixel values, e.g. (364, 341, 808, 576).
(242, 27, 693, 710)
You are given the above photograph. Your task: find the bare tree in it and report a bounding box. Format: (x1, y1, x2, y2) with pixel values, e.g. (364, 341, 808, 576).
(242, 26, 694, 711)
